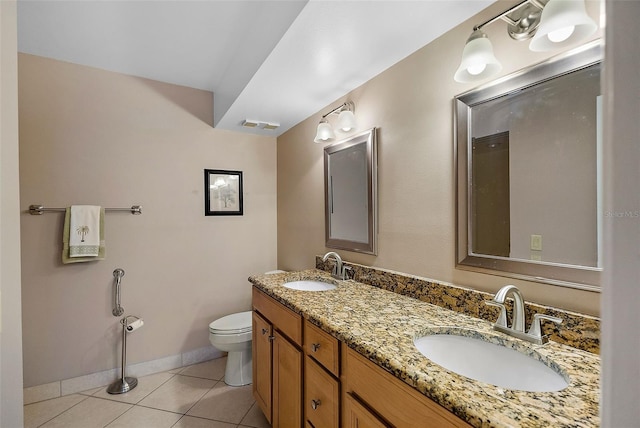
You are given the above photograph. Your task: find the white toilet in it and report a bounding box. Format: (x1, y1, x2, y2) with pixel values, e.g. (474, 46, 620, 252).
(209, 271, 286, 386)
(209, 311, 253, 386)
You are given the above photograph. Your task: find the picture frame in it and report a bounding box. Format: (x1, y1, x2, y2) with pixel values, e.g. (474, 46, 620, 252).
(204, 169, 243, 216)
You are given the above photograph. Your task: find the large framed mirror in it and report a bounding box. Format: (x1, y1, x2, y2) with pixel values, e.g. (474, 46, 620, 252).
(455, 41, 602, 291)
(324, 128, 377, 255)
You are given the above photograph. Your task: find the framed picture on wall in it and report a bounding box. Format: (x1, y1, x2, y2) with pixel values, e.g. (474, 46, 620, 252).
(204, 169, 243, 216)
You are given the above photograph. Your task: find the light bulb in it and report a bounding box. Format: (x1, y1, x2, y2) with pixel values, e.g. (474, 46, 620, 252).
(547, 25, 575, 42)
(467, 63, 487, 76)
(314, 121, 336, 143)
(454, 29, 502, 83)
(338, 109, 356, 132)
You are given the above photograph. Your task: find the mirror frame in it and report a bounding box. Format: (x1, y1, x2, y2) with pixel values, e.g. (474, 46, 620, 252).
(455, 41, 602, 291)
(324, 127, 378, 255)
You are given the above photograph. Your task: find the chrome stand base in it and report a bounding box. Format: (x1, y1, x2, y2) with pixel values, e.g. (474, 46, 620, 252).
(107, 377, 138, 395)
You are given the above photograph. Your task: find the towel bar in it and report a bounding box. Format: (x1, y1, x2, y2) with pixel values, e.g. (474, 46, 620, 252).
(28, 205, 142, 215)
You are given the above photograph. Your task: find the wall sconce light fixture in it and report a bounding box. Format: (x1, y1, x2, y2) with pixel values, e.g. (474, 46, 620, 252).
(454, 0, 597, 83)
(314, 101, 356, 144)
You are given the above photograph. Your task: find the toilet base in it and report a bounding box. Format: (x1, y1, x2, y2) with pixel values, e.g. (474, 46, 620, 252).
(224, 349, 252, 386)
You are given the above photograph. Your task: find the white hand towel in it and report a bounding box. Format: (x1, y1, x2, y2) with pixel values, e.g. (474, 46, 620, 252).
(69, 205, 101, 257)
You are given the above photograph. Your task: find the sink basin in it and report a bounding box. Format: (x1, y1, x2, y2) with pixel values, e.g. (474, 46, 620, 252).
(414, 330, 568, 392)
(281, 280, 337, 292)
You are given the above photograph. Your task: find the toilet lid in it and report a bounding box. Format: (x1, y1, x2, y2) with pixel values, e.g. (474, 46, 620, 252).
(209, 311, 252, 334)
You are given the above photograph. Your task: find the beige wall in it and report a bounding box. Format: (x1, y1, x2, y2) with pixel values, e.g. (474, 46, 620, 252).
(19, 54, 277, 387)
(277, 1, 602, 315)
(1, 1, 25, 425)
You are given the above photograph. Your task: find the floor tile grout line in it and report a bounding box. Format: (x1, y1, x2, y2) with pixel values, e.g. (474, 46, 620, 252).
(168, 412, 252, 428)
(176, 372, 225, 381)
(238, 402, 259, 427)
(180, 379, 221, 418)
(102, 402, 190, 428)
(35, 394, 91, 428)
(98, 401, 134, 428)
(24, 392, 85, 407)
(131, 378, 221, 420)
(135, 402, 189, 416)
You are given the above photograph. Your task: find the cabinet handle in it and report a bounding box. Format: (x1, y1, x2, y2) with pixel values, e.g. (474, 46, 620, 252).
(311, 399, 321, 410)
(261, 328, 269, 335)
(268, 336, 276, 342)
(311, 343, 320, 352)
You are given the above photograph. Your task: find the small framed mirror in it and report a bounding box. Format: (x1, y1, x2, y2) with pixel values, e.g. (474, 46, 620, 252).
(455, 41, 602, 290)
(324, 128, 377, 255)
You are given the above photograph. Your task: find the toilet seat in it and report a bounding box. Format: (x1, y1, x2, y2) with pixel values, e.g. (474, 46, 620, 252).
(209, 311, 252, 335)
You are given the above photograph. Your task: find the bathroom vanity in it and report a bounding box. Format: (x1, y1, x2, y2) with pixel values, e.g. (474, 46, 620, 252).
(250, 269, 600, 427)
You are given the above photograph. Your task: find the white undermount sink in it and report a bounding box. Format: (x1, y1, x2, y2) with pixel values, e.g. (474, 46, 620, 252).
(281, 280, 337, 291)
(414, 330, 569, 392)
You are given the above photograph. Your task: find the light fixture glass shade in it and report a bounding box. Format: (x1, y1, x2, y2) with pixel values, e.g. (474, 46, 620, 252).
(454, 30, 502, 83)
(314, 121, 336, 143)
(529, 0, 597, 52)
(337, 109, 356, 132)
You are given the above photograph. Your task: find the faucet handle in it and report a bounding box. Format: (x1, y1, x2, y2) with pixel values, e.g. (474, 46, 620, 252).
(343, 266, 354, 280)
(528, 313, 563, 338)
(485, 301, 508, 328)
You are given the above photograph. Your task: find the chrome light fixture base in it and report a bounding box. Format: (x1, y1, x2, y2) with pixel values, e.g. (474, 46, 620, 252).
(506, 3, 542, 41)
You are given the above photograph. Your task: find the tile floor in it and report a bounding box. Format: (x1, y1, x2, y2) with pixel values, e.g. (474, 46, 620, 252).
(24, 357, 271, 428)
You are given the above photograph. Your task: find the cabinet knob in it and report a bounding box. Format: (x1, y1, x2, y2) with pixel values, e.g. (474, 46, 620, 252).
(261, 328, 269, 335)
(268, 336, 276, 342)
(311, 399, 321, 410)
(311, 343, 321, 352)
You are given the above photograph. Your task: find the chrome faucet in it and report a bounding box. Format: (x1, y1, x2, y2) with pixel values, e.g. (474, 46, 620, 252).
(323, 251, 347, 280)
(490, 285, 525, 332)
(487, 285, 563, 345)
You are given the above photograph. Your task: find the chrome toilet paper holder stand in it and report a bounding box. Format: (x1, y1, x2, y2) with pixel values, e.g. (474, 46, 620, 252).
(107, 315, 142, 394)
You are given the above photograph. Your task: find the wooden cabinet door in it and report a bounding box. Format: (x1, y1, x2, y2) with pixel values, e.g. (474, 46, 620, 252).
(305, 357, 339, 428)
(252, 311, 272, 424)
(272, 330, 303, 428)
(344, 393, 390, 428)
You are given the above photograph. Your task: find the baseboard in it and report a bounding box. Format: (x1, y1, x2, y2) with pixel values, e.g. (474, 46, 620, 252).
(24, 346, 224, 405)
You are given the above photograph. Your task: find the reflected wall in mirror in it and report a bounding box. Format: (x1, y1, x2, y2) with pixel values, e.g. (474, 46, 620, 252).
(455, 41, 602, 291)
(324, 128, 377, 255)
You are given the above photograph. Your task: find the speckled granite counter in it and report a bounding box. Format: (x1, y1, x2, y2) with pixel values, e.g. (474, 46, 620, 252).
(249, 269, 600, 428)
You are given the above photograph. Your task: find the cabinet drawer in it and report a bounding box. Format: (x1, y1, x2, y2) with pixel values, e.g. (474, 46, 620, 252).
(304, 320, 340, 376)
(252, 287, 302, 346)
(305, 357, 339, 428)
(343, 346, 472, 428)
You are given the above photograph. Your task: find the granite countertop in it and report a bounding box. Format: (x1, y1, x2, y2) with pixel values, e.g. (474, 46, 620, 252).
(249, 269, 600, 428)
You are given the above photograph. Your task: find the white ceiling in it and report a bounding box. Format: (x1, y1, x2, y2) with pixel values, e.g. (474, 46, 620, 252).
(17, 0, 493, 137)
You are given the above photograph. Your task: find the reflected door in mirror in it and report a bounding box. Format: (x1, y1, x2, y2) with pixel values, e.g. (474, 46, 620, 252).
(472, 132, 510, 257)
